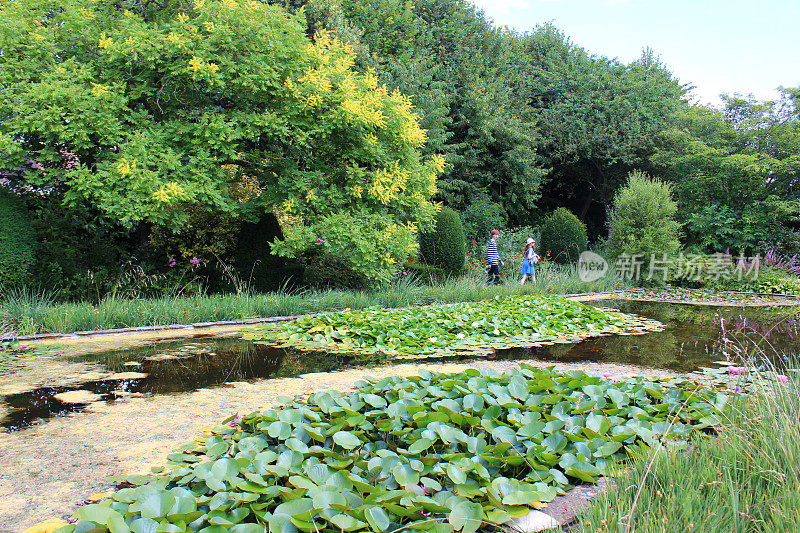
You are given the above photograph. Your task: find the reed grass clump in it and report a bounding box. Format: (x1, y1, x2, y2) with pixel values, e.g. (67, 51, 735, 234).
(576, 368, 800, 533)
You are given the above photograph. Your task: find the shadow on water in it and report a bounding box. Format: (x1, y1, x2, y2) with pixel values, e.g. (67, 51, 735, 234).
(1, 338, 364, 431)
(3, 300, 800, 431)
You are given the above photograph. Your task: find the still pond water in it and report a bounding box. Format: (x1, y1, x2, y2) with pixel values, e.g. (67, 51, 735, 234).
(3, 300, 799, 431)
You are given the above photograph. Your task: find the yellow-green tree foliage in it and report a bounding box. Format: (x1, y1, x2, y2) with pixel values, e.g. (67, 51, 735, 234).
(0, 0, 442, 283)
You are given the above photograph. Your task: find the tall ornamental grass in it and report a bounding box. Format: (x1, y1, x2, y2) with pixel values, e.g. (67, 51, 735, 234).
(576, 369, 800, 533)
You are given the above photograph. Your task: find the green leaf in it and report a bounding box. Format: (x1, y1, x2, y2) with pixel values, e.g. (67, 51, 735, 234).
(75, 504, 119, 525)
(594, 441, 622, 457)
(408, 438, 434, 454)
(332, 431, 361, 450)
(230, 524, 267, 533)
(364, 506, 391, 532)
(138, 492, 177, 519)
(448, 501, 483, 533)
(446, 464, 467, 485)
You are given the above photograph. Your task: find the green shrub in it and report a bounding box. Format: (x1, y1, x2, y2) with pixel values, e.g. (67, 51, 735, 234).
(607, 171, 681, 282)
(301, 253, 370, 290)
(0, 191, 36, 289)
(707, 264, 800, 295)
(460, 196, 507, 240)
(419, 206, 466, 274)
(404, 261, 450, 283)
(540, 207, 587, 263)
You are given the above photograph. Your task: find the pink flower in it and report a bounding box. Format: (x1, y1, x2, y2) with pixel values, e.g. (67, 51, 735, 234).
(602, 373, 612, 379)
(190, 257, 200, 266)
(776, 374, 788, 383)
(727, 366, 744, 375)
(316, 238, 323, 242)
(228, 414, 242, 427)
(19, 345, 28, 350)
(168, 258, 176, 267)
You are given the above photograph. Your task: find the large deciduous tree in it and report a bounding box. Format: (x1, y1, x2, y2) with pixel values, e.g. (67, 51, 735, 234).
(652, 92, 800, 254)
(0, 0, 441, 282)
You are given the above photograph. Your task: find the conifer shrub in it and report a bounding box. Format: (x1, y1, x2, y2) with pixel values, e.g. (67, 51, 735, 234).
(419, 206, 466, 274)
(540, 207, 587, 263)
(0, 191, 36, 290)
(608, 170, 680, 281)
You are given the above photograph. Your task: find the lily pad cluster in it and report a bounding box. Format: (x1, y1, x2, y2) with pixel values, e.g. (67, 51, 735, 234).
(698, 362, 792, 394)
(246, 295, 663, 358)
(623, 288, 781, 305)
(58, 365, 727, 533)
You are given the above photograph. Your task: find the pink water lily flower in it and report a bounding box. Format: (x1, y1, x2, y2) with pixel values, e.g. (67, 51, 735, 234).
(776, 374, 788, 383)
(727, 366, 744, 375)
(19, 345, 28, 350)
(602, 373, 612, 379)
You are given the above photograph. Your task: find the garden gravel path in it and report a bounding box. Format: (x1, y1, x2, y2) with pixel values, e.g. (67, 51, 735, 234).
(0, 359, 692, 532)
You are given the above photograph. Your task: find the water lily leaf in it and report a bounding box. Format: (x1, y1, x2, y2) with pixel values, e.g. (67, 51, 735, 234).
(364, 506, 391, 532)
(565, 462, 601, 483)
(229, 524, 267, 533)
(75, 504, 120, 525)
(129, 518, 159, 533)
(274, 498, 314, 522)
(408, 437, 434, 454)
(594, 441, 622, 458)
(268, 513, 298, 533)
(329, 514, 367, 531)
(267, 421, 291, 440)
(310, 490, 347, 511)
(393, 464, 421, 486)
(332, 431, 361, 450)
(448, 501, 483, 533)
(446, 464, 467, 485)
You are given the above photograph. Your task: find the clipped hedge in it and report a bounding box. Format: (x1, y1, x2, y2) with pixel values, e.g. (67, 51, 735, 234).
(540, 208, 587, 264)
(419, 206, 466, 274)
(0, 190, 35, 289)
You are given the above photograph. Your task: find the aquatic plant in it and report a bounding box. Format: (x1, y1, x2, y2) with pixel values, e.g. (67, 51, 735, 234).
(624, 287, 782, 305)
(247, 295, 663, 358)
(55, 365, 727, 533)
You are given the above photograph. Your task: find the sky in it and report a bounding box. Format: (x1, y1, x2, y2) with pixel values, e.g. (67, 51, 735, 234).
(469, 0, 800, 107)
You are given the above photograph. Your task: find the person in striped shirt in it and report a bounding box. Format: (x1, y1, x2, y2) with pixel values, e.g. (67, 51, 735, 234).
(485, 229, 504, 284)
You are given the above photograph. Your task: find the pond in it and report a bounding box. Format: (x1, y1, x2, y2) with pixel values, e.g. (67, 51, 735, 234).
(2, 300, 798, 431)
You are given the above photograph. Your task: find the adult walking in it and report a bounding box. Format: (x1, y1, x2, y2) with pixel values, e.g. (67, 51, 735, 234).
(520, 238, 540, 284)
(486, 229, 504, 284)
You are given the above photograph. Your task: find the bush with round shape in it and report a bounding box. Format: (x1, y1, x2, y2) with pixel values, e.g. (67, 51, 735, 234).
(419, 206, 466, 274)
(0, 191, 36, 290)
(540, 207, 587, 264)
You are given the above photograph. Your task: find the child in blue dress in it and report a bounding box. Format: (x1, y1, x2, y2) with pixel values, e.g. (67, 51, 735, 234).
(520, 238, 539, 284)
